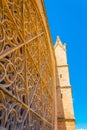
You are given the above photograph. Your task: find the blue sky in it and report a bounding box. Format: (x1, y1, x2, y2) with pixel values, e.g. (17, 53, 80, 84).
(44, 0, 87, 129)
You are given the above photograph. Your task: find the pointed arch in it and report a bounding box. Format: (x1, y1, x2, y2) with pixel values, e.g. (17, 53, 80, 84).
(0, 0, 56, 129)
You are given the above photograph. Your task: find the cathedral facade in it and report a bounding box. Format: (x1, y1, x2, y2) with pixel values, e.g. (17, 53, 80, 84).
(0, 0, 75, 130)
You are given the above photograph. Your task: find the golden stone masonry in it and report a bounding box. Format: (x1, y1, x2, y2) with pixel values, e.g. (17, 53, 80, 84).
(0, 0, 76, 130)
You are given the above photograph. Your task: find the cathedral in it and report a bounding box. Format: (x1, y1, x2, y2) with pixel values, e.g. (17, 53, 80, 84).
(0, 0, 76, 130)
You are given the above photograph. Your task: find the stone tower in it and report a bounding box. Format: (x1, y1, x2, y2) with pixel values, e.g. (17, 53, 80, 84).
(54, 37, 76, 130)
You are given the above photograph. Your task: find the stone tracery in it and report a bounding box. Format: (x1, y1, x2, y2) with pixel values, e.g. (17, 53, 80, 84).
(0, 0, 54, 130)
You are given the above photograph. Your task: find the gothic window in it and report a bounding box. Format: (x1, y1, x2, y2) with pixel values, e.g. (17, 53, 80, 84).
(0, 0, 55, 129)
(60, 74, 62, 78)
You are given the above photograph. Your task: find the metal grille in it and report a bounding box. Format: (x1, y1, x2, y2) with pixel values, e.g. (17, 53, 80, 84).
(0, 0, 54, 129)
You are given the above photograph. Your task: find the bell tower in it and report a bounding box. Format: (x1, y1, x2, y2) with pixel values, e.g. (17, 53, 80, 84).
(54, 37, 76, 130)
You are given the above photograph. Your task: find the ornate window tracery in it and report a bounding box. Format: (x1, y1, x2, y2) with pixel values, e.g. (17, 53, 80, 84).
(0, 0, 55, 129)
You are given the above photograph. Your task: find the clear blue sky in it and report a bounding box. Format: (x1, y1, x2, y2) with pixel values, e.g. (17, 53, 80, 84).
(44, 0, 87, 129)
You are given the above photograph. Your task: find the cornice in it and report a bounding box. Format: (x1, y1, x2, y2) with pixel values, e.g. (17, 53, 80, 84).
(56, 64, 68, 68)
(57, 117, 76, 122)
(56, 86, 72, 89)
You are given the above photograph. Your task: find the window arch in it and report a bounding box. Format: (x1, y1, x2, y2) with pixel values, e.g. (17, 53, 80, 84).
(0, 0, 55, 129)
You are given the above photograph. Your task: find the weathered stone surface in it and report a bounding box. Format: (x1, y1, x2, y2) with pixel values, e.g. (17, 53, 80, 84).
(55, 37, 76, 130)
(0, 0, 76, 130)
